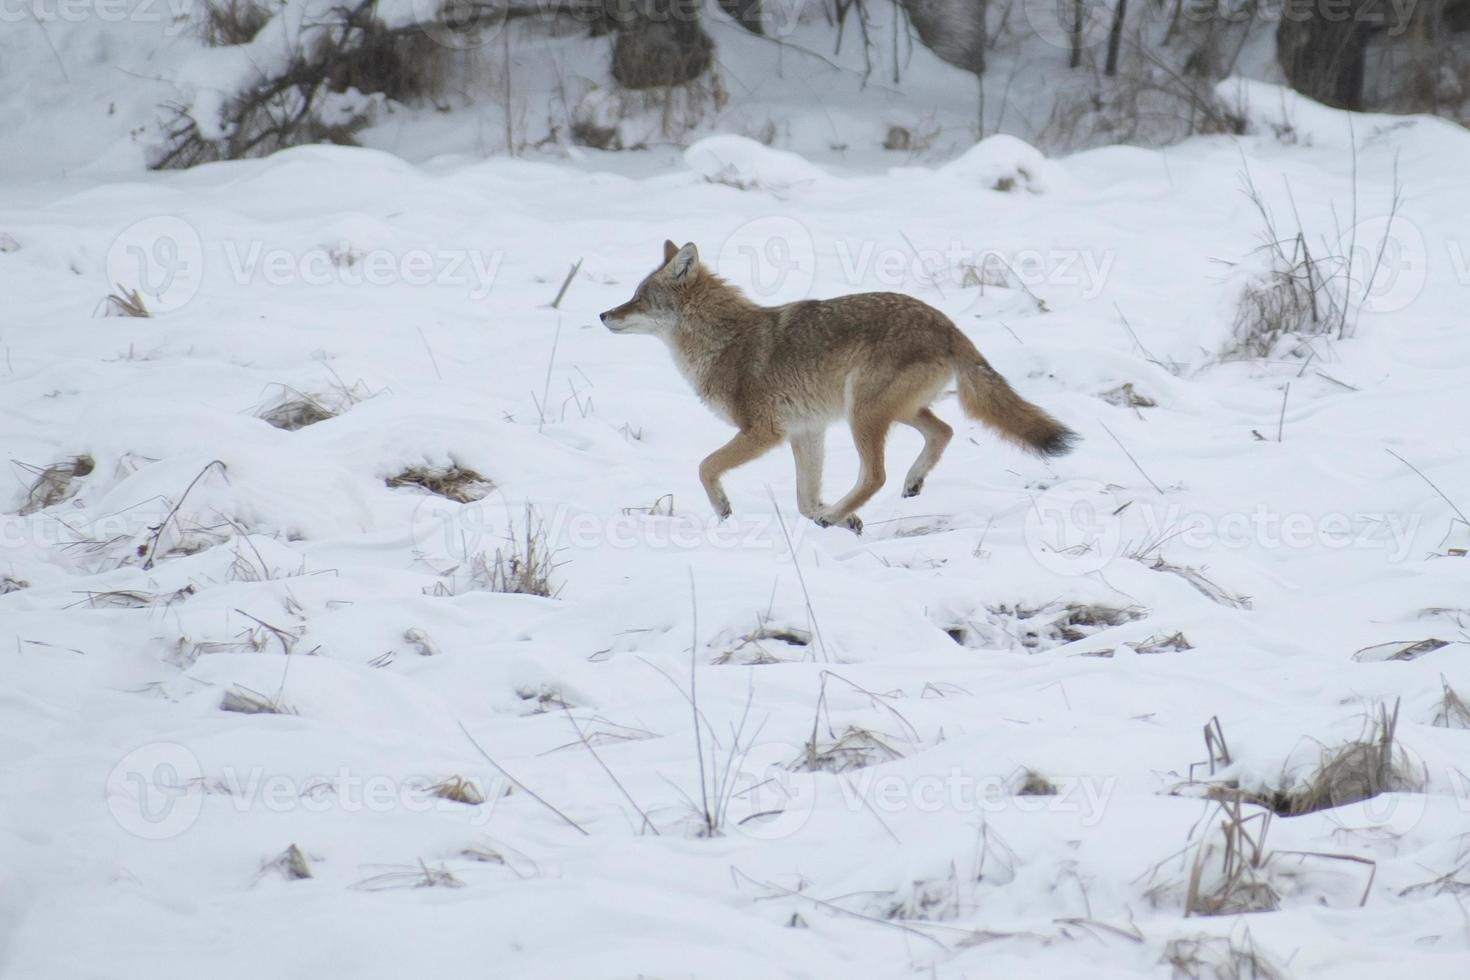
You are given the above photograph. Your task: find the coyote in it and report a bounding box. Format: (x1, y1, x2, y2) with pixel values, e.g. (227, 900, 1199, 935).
(600, 241, 1076, 533)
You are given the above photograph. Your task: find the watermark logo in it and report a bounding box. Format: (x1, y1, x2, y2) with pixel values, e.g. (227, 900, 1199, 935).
(1342, 214, 1427, 315)
(106, 743, 503, 839)
(726, 742, 1121, 840)
(106, 741, 205, 840)
(411, 0, 509, 51)
(726, 740, 820, 840)
(220, 239, 503, 300)
(1024, 479, 1125, 576)
(717, 215, 817, 302)
(106, 215, 204, 313)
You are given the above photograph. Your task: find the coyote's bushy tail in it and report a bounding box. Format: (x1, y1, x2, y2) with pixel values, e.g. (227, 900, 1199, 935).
(952, 345, 1077, 458)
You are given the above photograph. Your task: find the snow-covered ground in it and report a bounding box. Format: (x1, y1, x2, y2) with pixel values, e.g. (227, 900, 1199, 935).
(5, 7, 1470, 980)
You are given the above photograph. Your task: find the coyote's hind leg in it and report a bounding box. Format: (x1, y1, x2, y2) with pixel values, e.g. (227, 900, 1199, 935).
(900, 407, 953, 498)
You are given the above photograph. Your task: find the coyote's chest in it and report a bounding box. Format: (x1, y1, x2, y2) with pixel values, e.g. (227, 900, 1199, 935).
(669, 335, 742, 426)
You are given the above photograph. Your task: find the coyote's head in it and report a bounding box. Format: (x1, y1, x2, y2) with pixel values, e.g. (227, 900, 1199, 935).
(600, 240, 700, 335)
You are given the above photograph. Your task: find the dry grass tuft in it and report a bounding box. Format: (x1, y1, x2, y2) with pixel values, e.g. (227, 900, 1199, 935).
(1016, 769, 1057, 796)
(427, 776, 485, 806)
(515, 684, 572, 714)
(1259, 700, 1419, 816)
(1, 575, 28, 594)
(713, 623, 811, 665)
(386, 462, 494, 503)
(259, 390, 336, 431)
(1203, 700, 1422, 817)
(1352, 637, 1450, 663)
(979, 601, 1146, 652)
(1433, 676, 1470, 730)
(99, 285, 150, 318)
(794, 725, 904, 774)
(1133, 631, 1194, 654)
(14, 454, 94, 515)
(1145, 797, 1278, 917)
(1162, 930, 1286, 979)
(1223, 159, 1401, 359)
(432, 507, 560, 599)
(1099, 382, 1157, 410)
(220, 684, 296, 716)
(1138, 556, 1252, 610)
(1182, 796, 1280, 916)
(257, 376, 376, 431)
(352, 860, 464, 891)
(263, 843, 312, 881)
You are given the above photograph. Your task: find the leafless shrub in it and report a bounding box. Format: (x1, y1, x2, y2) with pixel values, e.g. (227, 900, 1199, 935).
(199, 0, 271, 46)
(13, 454, 94, 515)
(153, 0, 452, 169)
(1223, 157, 1402, 360)
(1039, 39, 1247, 154)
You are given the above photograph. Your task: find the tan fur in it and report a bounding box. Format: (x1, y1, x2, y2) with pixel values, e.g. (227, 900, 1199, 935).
(600, 241, 1077, 533)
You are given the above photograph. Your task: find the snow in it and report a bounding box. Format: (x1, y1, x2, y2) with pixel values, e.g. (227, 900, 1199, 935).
(936, 134, 1064, 193)
(4, 5, 1470, 979)
(685, 135, 829, 193)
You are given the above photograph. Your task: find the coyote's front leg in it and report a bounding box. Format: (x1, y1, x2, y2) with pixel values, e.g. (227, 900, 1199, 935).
(788, 429, 825, 519)
(697, 428, 784, 519)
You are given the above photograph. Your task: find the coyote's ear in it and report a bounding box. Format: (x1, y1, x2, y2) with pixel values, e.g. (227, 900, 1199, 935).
(669, 242, 698, 281)
(663, 239, 679, 263)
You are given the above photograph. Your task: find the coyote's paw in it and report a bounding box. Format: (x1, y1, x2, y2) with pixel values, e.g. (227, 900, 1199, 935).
(902, 478, 925, 498)
(706, 490, 732, 521)
(814, 512, 863, 535)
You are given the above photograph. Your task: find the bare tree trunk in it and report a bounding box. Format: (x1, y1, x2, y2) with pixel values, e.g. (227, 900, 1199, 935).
(611, 0, 714, 89)
(716, 0, 763, 34)
(1276, 0, 1373, 110)
(1070, 0, 1082, 68)
(1105, 0, 1126, 76)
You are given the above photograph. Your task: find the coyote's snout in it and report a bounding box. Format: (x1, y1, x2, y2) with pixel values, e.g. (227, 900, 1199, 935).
(600, 240, 1077, 533)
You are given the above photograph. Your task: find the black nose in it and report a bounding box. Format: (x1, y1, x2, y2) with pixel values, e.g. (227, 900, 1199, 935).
(599, 312, 608, 323)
